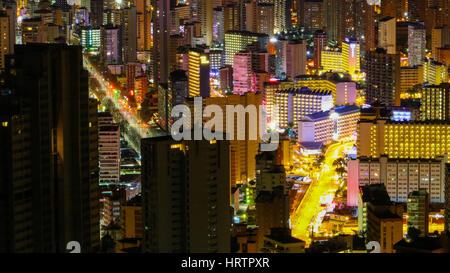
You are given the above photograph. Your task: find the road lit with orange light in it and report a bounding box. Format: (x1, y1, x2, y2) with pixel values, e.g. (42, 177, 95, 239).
(290, 141, 354, 246)
(83, 54, 163, 152)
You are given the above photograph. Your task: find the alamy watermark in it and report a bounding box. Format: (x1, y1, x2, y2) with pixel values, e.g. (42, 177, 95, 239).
(170, 97, 279, 151)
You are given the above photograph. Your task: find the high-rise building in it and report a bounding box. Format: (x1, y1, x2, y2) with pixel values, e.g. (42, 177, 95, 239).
(342, 38, 361, 75)
(255, 151, 289, 251)
(121, 7, 137, 63)
(273, 0, 287, 33)
(120, 195, 143, 239)
(213, 7, 225, 44)
(422, 59, 448, 86)
(298, 105, 361, 143)
(357, 118, 450, 163)
(295, 73, 358, 105)
(224, 30, 268, 66)
(100, 24, 121, 65)
(445, 163, 450, 233)
(152, 0, 170, 84)
(141, 136, 231, 253)
(0, 44, 100, 252)
(284, 40, 307, 79)
(245, 1, 275, 36)
(323, 0, 344, 42)
(188, 48, 210, 98)
(90, 0, 104, 27)
(233, 52, 253, 95)
(321, 49, 343, 72)
(358, 184, 403, 253)
(0, 10, 14, 71)
(274, 87, 334, 129)
(407, 190, 429, 236)
(135, 0, 152, 52)
(420, 84, 450, 121)
(365, 48, 401, 106)
(223, 3, 240, 33)
(206, 92, 262, 186)
(198, 0, 214, 46)
(263, 80, 295, 123)
(348, 155, 447, 204)
(407, 23, 426, 67)
(378, 17, 396, 55)
(304, 0, 323, 32)
(80, 27, 101, 51)
(432, 26, 450, 60)
(98, 113, 120, 185)
(400, 66, 423, 94)
(313, 30, 327, 69)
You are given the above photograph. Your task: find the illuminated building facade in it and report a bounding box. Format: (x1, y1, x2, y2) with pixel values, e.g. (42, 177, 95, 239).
(407, 190, 429, 236)
(224, 30, 268, 66)
(263, 80, 295, 123)
(408, 23, 426, 67)
(81, 27, 101, 51)
(420, 84, 450, 121)
(357, 119, 450, 163)
(342, 38, 361, 75)
(358, 184, 403, 253)
(134, 75, 148, 106)
(321, 39, 361, 77)
(274, 88, 333, 129)
(348, 155, 446, 205)
(378, 16, 396, 54)
(423, 59, 448, 86)
(304, 0, 323, 32)
(0, 10, 14, 71)
(432, 26, 450, 60)
(206, 93, 262, 186)
(320, 49, 342, 72)
(188, 49, 210, 97)
(284, 39, 307, 80)
(400, 66, 423, 94)
(298, 105, 360, 144)
(365, 48, 401, 106)
(295, 74, 357, 106)
(233, 52, 253, 95)
(245, 1, 275, 36)
(446, 164, 450, 233)
(213, 7, 224, 44)
(100, 24, 121, 65)
(313, 30, 327, 69)
(98, 120, 120, 185)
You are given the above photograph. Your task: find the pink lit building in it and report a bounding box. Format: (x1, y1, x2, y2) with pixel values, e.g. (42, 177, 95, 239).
(233, 52, 253, 95)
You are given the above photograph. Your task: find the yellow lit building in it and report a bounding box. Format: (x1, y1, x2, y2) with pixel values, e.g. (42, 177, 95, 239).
(420, 84, 450, 121)
(320, 39, 361, 78)
(423, 58, 448, 85)
(295, 74, 357, 106)
(342, 38, 361, 76)
(188, 49, 210, 97)
(224, 30, 268, 66)
(274, 88, 333, 129)
(400, 66, 424, 94)
(321, 50, 343, 72)
(358, 119, 450, 163)
(263, 80, 295, 123)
